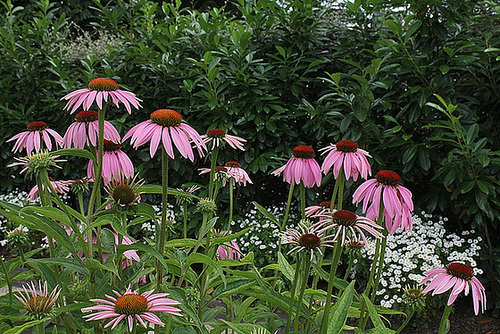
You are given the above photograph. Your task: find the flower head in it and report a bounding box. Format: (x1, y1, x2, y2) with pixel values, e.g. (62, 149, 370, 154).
(199, 166, 228, 181)
(403, 284, 426, 310)
(305, 201, 333, 217)
(82, 287, 181, 332)
(202, 128, 246, 151)
(64, 110, 121, 149)
(7, 121, 63, 155)
(6, 225, 30, 248)
(224, 161, 252, 186)
(8, 151, 65, 175)
(212, 230, 242, 260)
(272, 145, 322, 188)
(67, 178, 93, 194)
(419, 262, 486, 315)
(87, 140, 134, 182)
(344, 236, 368, 258)
(16, 281, 60, 320)
(352, 170, 414, 234)
(319, 140, 371, 181)
(281, 221, 336, 261)
(28, 178, 69, 201)
(176, 185, 201, 205)
(123, 109, 206, 161)
(61, 78, 142, 114)
(317, 209, 383, 246)
(105, 174, 144, 207)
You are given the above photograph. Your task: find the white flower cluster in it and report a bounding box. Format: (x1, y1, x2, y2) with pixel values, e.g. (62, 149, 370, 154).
(359, 212, 482, 309)
(0, 189, 35, 244)
(140, 203, 176, 235)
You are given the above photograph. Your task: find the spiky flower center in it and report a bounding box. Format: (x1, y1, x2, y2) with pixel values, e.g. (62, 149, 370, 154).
(404, 286, 424, 300)
(225, 161, 240, 168)
(447, 263, 473, 280)
(88, 78, 118, 91)
(299, 233, 321, 248)
(319, 201, 331, 208)
(27, 296, 50, 312)
(346, 240, 365, 250)
(27, 121, 47, 131)
(376, 170, 401, 187)
(336, 140, 358, 153)
(332, 210, 358, 227)
(206, 129, 226, 138)
(114, 294, 149, 315)
(292, 145, 315, 159)
(112, 182, 137, 205)
(75, 110, 98, 122)
(215, 166, 228, 172)
(150, 109, 182, 127)
(102, 140, 122, 152)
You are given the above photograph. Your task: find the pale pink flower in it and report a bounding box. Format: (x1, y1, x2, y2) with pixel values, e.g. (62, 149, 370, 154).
(7, 121, 63, 154)
(420, 263, 486, 315)
(211, 231, 242, 260)
(316, 209, 383, 246)
(272, 145, 322, 188)
(224, 161, 252, 186)
(199, 166, 228, 181)
(320, 140, 371, 181)
(123, 109, 206, 161)
(28, 179, 69, 201)
(61, 78, 142, 114)
(82, 287, 181, 331)
(305, 201, 333, 217)
(87, 140, 134, 183)
(63, 110, 120, 148)
(352, 170, 414, 234)
(281, 222, 336, 261)
(202, 128, 246, 151)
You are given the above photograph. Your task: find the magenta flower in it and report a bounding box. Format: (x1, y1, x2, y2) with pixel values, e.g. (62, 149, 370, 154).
(272, 145, 322, 188)
(305, 201, 333, 217)
(224, 161, 252, 186)
(7, 121, 63, 155)
(82, 287, 182, 331)
(199, 166, 228, 181)
(202, 128, 246, 151)
(420, 263, 486, 315)
(352, 170, 414, 234)
(87, 140, 134, 182)
(317, 209, 383, 246)
(28, 179, 69, 201)
(212, 231, 242, 261)
(281, 222, 336, 261)
(63, 110, 120, 149)
(320, 140, 371, 181)
(123, 109, 206, 161)
(61, 78, 142, 114)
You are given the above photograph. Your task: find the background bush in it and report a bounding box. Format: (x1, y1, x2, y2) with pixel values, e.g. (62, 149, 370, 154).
(1, 0, 499, 313)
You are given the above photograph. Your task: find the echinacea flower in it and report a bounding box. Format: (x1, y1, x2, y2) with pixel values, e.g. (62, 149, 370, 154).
(281, 222, 336, 260)
(16, 281, 60, 320)
(123, 109, 206, 161)
(305, 201, 333, 217)
(63, 110, 121, 148)
(317, 209, 383, 246)
(272, 145, 322, 188)
(61, 78, 142, 114)
(419, 263, 486, 315)
(104, 174, 144, 207)
(67, 178, 93, 194)
(87, 140, 134, 182)
(28, 178, 69, 201)
(352, 170, 414, 234)
(202, 128, 246, 151)
(82, 287, 182, 332)
(320, 140, 371, 181)
(176, 185, 200, 205)
(212, 230, 242, 260)
(199, 166, 228, 181)
(8, 151, 65, 175)
(224, 161, 252, 186)
(7, 121, 63, 154)
(344, 236, 369, 258)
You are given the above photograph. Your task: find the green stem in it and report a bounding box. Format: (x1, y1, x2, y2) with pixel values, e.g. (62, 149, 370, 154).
(285, 253, 302, 334)
(208, 146, 219, 200)
(16, 243, 26, 263)
(294, 254, 311, 333)
(336, 169, 345, 210)
(438, 304, 453, 334)
(320, 240, 343, 333)
(282, 184, 295, 230)
(37, 323, 45, 334)
(343, 257, 354, 281)
(370, 230, 388, 304)
(0, 256, 13, 305)
(157, 147, 169, 292)
(299, 183, 306, 220)
(77, 192, 85, 217)
(395, 308, 416, 334)
(227, 181, 234, 230)
(182, 202, 188, 239)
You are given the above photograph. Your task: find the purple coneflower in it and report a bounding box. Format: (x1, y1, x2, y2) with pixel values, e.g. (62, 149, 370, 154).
(82, 287, 182, 332)
(202, 128, 246, 151)
(123, 109, 206, 161)
(7, 121, 63, 155)
(224, 161, 252, 186)
(272, 145, 322, 188)
(281, 222, 336, 261)
(28, 178, 69, 201)
(61, 78, 142, 114)
(305, 201, 333, 217)
(320, 140, 371, 181)
(63, 110, 120, 148)
(16, 281, 60, 320)
(199, 166, 228, 181)
(87, 140, 134, 182)
(213, 230, 242, 260)
(104, 174, 143, 207)
(420, 263, 486, 315)
(352, 170, 413, 234)
(317, 209, 383, 246)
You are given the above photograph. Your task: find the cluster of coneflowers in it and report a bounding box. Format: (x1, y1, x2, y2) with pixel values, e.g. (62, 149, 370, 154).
(2, 77, 487, 333)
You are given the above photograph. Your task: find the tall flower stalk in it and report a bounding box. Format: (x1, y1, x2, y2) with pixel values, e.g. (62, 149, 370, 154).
(157, 148, 169, 291)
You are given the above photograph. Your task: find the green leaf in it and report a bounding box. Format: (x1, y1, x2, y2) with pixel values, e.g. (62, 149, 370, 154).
(404, 20, 421, 42)
(361, 294, 392, 333)
(402, 146, 417, 164)
(466, 124, 479, 145)
(276, 45, 286, 58)
(165, 238, 198, 248)
(328, 281, 355, 334)
(185, 253, 226, 286)
(51, 148, 96, 161)
(277, 252, 295, 282)
(384, 19, 402, 35)
(140, 184, 189, 197)
(117, 243, 169, 272)
(4, 318, 51, 334)
(439, 65, 450, 74)
(199, 217, 218, 241)
(251, 202, 279, 225)
(28, 258, 87, 274)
